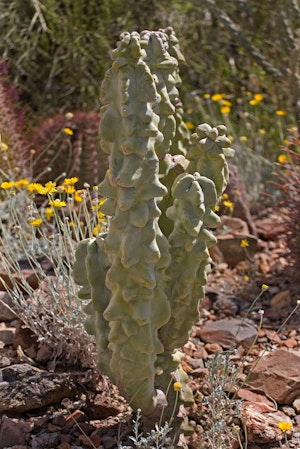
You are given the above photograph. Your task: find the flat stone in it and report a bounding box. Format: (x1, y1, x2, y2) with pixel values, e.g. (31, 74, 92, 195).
(0, 363, 77, 413)
(196, 318, 257, 349)
(247, 348, 300, 405)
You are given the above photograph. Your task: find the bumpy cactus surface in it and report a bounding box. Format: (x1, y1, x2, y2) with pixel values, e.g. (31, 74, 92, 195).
(73, 28, 234, 424)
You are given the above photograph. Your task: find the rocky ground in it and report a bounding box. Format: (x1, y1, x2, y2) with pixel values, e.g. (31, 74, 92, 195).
(0, 203, 299, 449)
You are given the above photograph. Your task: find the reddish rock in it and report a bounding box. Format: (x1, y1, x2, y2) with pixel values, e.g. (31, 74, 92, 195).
(196, 318, 257, 349)
(247, 348, 300, 405)
(215, 234, 258, 267)
(0, 416, 32, 448)
(219, 215, 250, 235)
(270, 290, 291, 310)
(0, 291, 17, 321)
(0, 325, 15, 346)
(243, 405, 293, 443)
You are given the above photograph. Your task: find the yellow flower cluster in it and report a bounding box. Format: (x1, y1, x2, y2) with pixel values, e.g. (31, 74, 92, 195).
(249, 93, 264, 106)
(206, 92, 232, 115)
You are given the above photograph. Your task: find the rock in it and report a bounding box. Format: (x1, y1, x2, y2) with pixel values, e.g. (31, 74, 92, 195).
(0, 363, 77, 413)
(0, 416, 32, 448)
(196, 318, 257, 349)
(237, 388, 275, 411)
(84, 395, 123, 420)
(270, 290, 291, 311)
(292, 397, 300, 413)
(255, 213, 286, 240)
(31, 432, 60, 449)
(0, 291, 17, 321)
(0, 326, 15, 346)
(219, 215, 250, 235)
(247, 348, 300, 405)
(215, 234, 258, 267)
(243, 404, 293, 443)
(223, 164, 257, 235)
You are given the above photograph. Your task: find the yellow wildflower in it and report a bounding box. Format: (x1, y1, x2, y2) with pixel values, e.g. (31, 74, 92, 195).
(63, 127, 74, 136)
(239, 136, 248, 142)
(63, 177, 79, 185)
(74, 190, 84, 203)
(48, 199, 66, 208)
(243, 275, 250, 282)
(221, 193, 229, 199)
(211, 93, 226, 102)
(277, 421, 292, 432)
(44, 207, 54, 221)
(173, 382, 182, 391)
(63, 185, 76, 194)
(41, 181, 57, 195)
(278, 154, 291, 164)
(275, 109, 287, 116)
(261, 284, 269, 290)
(223, 200, 234, 210)
(254, 93, 264, 102)
(220, 106, 231, 114)
(203, 93, 211, 99)
(240, 239, 249, 248)
(93, 224, 102, 236)
(28, 218, 42, 227)
(15, 178, 30, 188)
(0, 142, 8, 151)
(221, 99, 232, 107)
(27, 182, 44, 194)
(250, 93, 264, 105)
(259, 129, 266, 136)
(1, 181, 15, 190)
(185, 121, 195, 130)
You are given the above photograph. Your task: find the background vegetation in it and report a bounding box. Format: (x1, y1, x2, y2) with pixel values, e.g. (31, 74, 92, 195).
(0, 0, 299, 198)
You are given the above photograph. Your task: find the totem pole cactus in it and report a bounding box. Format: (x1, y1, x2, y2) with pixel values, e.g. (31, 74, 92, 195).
(73, 28, 234, 427)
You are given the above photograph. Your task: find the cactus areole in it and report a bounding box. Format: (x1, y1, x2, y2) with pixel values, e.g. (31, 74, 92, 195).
(73, 28, 234, 419)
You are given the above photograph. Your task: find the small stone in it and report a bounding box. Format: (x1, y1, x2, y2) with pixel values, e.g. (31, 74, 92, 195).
(101, 435, 117, 449)
(204, 342, 223, 353)
(270, 290, 291, 310)
(0, 416, 32, 448)
(0, 327, 15, 346)
(292, 398, 300, 413)
(65, 409, 86, 425)
(0, 291, 17, 321)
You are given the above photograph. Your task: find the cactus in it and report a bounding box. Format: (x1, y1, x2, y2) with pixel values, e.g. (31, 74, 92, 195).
(73, 29, 234, 428)
(29, 111, 108, 187)
(0, 61, 30, 179)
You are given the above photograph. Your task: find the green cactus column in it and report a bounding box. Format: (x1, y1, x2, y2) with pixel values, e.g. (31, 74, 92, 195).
(97, 32, 172, 414)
